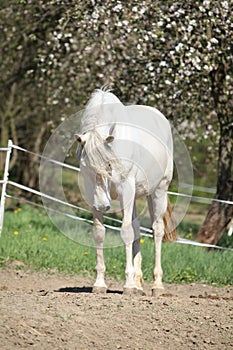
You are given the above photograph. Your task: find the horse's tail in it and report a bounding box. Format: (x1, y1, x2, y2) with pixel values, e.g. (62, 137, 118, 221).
(163, 196, 177, 242)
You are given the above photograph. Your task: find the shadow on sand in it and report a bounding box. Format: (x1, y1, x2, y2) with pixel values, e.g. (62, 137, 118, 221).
(54, 286, 123, 295)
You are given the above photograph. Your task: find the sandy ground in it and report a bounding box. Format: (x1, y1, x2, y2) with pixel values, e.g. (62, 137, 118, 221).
(0, 268, 232, 350)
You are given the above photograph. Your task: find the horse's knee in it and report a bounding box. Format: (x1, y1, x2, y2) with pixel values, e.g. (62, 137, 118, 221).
(93, 219, 105, 245)
(121, 222, 134, 245)
(152, 219, 164, 239)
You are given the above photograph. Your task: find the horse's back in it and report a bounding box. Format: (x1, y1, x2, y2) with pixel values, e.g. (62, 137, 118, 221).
(125, 105, 173, 153)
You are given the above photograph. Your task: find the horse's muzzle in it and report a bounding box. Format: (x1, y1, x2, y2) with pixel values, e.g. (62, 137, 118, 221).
(94, 205, 110, 213)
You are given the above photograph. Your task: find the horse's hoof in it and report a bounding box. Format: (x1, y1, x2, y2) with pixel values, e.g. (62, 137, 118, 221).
(92, 286, 107, 294)
(151, 286, 164, 297)
(123, 287, 143, 296)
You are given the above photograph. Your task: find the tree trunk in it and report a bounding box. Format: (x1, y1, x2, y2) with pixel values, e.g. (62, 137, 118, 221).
(0, 83, 20, 171)
(197, 123, 233, 245)
(27, 124, 47, 191)
(197, 63, 233, 245)
(197, 201, 233, 245)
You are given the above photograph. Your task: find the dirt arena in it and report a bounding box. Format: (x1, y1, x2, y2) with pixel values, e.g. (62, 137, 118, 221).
(0, 268, 232, 349)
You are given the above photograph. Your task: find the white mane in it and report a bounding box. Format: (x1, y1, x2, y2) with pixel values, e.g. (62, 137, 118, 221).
(81, 88, 123, 133)
(80, 89, 125, 178)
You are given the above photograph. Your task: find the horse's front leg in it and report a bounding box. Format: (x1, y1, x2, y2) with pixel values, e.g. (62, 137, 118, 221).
(132, 202, 143, 290)
(119, 181, 138, 293)
(92, 208, 107, 293)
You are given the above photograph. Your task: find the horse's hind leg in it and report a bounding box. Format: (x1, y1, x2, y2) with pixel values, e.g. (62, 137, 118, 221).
(147, 189, 167, 293)
(92, 209, 107, 293)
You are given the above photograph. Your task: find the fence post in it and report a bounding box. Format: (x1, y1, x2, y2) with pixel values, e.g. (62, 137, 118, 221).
(0, 139, 13, 236)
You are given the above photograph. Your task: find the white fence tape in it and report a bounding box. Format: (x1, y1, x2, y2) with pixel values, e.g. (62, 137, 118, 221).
(12, 144, 80, 172)
(0, 147, 11, 151)
(10, 143, 233, 206)
(0, 140, 233, 250)
(168, 190, 233, 205)
(181, 183, 216, 194)
(6, 180, 151, 235)
(5, 193, 233, 251)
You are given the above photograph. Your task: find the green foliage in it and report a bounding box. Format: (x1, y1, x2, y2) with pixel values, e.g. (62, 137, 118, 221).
(0, 205, 232, 285)
(170, 267, 198, 284)
(218, 233, 233, 249)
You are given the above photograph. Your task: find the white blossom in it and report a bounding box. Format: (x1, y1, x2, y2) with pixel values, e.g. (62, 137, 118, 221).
(210, 37, 219, 44)
(113, 4, 123, 12)
(92, 10, 99, 20)
(204, 64, 210, 71)
(207, 42, 212, 50)
(175, 43, 184, 52)
(160, 61, 167, 67)
(187, 25, 193, 33)
(140, 7, 146, 15)
(221, 1, 229, 9)
(174, 9, 185, 17)
(123, 20, 129, 26)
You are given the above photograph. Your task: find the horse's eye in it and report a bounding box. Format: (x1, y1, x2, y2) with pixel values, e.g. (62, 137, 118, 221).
(96, 174, 102, 184)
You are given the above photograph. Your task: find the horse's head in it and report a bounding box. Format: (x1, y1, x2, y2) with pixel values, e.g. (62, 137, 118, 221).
(75, 130, 116, 213)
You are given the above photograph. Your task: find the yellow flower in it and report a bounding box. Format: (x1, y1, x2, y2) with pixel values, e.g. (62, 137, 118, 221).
(113, 265, 117, 269)
(14, 208, 22, 214)
(83, 251, 88, 256)
(42, 237, 47, 241)
(140, 238, 145, 244)
(13, 231, 19, 235)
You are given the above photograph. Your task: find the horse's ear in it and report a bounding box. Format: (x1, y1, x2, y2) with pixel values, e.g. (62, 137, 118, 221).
(105, 135, 114, 143)
(75, 134, 82, 142)
(75, 134, 85, 144)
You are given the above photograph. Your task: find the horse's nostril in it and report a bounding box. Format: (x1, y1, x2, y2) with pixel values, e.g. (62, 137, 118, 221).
(94, 205, 110, 213)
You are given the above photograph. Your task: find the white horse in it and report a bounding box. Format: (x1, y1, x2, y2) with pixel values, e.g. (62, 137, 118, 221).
(76, 89, 176, 295)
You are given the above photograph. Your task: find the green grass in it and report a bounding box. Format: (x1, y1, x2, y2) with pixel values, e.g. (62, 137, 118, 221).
(0, 204, 232, 286)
